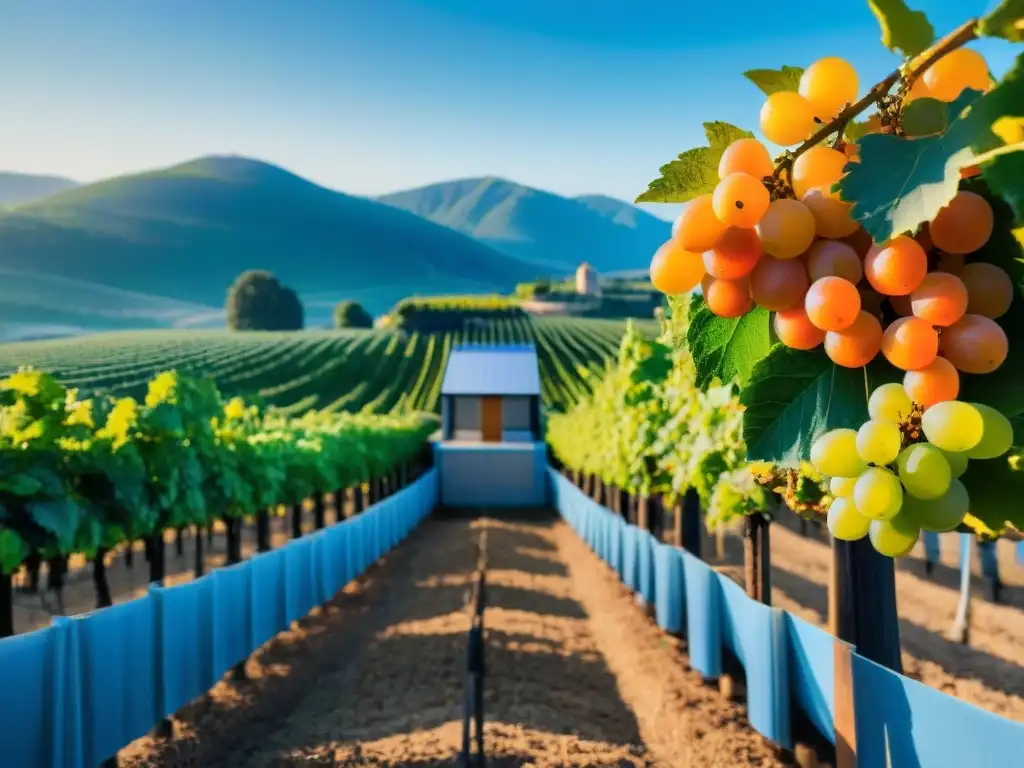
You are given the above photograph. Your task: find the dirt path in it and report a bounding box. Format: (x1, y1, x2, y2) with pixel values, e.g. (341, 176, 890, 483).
(708, 520, 1024, 723)
(120, 511, 784, 767)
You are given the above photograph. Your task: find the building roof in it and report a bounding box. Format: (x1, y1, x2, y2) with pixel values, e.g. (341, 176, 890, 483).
(441, 344, 542, 396)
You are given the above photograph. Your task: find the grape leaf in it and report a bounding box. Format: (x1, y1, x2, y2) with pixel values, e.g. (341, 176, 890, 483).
(0, 528, 28, 575)
(740, 348, 891, 464)
(28, 497, 80, 552)
(978, 0, 1024, 42)
(979, 144, 1024, 222)
(685, 296, 771, 389)
(837, 89, 998, 243)
(959, 438, 1024, 533)
(867, 0, 935, 57)
(635, 122, 754, 204)
(743, 66, 804, 96)
(901, 98, 951, 138)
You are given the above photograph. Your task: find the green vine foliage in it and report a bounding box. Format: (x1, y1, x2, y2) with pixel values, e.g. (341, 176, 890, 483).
(637, 2, 1024, 537)
(0, 369, 437, 574)
(547, 309, 767, 532)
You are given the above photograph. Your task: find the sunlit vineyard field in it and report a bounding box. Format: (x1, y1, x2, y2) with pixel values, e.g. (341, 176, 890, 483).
(0, 315, 652, 415)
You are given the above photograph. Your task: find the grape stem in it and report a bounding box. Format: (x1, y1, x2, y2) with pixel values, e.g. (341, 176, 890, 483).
(772, 18, 981, 181)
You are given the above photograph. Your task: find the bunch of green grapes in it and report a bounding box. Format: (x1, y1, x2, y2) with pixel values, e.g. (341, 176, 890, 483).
(814, 382, 1014, 557)
(648, 49, 1012, 391)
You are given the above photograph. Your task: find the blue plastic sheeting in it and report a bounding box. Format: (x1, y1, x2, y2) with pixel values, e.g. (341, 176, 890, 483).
(440, 346, 541, 396)
(654, 543, 684, 632)
(0, 469, 439, 768)
(853, 653, 1022, 767)
(547, 468, 1024, 765)
(715, 572, 788, 744)
(784, 613, 835, 743)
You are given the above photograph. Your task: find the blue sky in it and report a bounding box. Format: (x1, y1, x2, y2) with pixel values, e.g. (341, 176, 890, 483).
(0, 0, 1015, 220)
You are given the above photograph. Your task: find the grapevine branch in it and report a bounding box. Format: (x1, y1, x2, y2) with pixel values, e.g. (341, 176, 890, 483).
(773, 17, 981, 180)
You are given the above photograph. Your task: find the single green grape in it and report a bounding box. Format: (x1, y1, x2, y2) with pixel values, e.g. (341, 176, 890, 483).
(900, 479, 969, 533)
(829, 475, 857, 498)
(965, 402, 1014, 460)
(869, 513, 920, 558)
(921, 401, 984, 453)
(853, 466, 903, 520)
(856, 419, 902, 465)
(939, 448, 969, 478)
(811, 428, 868, 478)
(896, 443, 951, 500)
(827, 496, 871, 540)
(868, 383, 913, 424)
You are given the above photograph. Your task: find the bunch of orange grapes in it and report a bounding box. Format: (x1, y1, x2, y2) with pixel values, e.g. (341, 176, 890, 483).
(650, 48, 1011, 408)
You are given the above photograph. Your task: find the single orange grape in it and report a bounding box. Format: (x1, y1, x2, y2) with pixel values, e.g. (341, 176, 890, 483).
(713, 172, 771, 228)
(923, 48, 990, 102)
(792, 146, 849, 199)
(805, 276, 861, 331)
(903, 356, 959, 409)
(718, 138, 774, 179)
(675, 195, 729, 252)
(703, 227, 763, 280)
(930, 191, 994, 254)
(806, 239, 862, 283)
(941, 314, 1008, 374)
(749, 256, 809, 311)
(864, 236, 928, 296)
(910, 272, 968, 326)
(904, 76, 932, 103)
(704, 276, 753, 318)
(755, 198, 816, 259)
(760, 92, 816, 146)
(825, 311, 882, 368)
(801, 186, 859, 239)
(799, 57, 859, 119)
(774, 306, 826, 350)
(650, 239, 707, 294)
(960, 262, 1014, 319)
(881, 316, 939, 371)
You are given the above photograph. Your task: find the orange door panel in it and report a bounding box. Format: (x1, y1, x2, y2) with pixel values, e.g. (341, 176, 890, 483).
(481, 396, 502, 442)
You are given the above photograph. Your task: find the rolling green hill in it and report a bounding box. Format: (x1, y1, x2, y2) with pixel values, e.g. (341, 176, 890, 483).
(0, 316, 656, 414)
(0, 157, 540, 328)
(0, 172, 78, 207)
(378, 177, 669, 274)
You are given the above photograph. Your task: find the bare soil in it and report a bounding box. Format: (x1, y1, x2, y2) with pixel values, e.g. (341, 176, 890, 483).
(704, 515, 1024, 723)
(118, 511, 785, 767)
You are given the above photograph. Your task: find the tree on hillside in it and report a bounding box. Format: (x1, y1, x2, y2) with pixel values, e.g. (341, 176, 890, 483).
(334, 300, 374, 329)
(225, 270, 304, 331)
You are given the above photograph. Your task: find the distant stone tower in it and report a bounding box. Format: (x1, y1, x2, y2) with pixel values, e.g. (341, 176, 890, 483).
(575, 262, 599, 296)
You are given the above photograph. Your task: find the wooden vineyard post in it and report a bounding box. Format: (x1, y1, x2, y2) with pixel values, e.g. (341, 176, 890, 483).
(743, 513, 771, 605)
(637, 495, 649, 531)
(827, 537, 903, 768)
(312, 492, 327, 530)
(291, 503, 304, 539)
(256, 509, 272, 552)
(680, 488, 702, 559)
(0, 571, 12, 638)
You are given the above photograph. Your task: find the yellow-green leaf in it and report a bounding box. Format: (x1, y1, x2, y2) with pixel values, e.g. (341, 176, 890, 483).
(635, 122, 754, 204)
(743, 66, 804, 96)
(979, 0, 1024, 42)
(867, 0, 935, 57)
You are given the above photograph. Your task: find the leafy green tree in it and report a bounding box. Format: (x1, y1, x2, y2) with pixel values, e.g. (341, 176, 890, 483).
(225, 270, 304, 331)
(334, 300, 374, 329)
